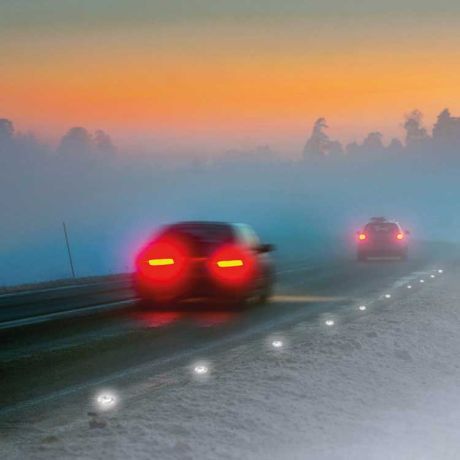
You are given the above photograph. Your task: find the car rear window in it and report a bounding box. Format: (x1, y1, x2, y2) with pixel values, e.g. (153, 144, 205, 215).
(365, 223, 399, 234)
(161, 223, 234, 255)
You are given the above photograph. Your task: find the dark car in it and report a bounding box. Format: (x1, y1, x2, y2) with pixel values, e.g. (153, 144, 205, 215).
(356, 217, 409, 261)
(134, 221, 275, 307)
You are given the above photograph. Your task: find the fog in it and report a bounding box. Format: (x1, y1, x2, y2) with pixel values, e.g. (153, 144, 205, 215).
(1, 109, 460, 286)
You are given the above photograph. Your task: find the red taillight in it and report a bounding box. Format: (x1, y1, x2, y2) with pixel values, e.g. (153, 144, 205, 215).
(396, 232, 404, 240)
(136, 237, 190, 284)
(208, 244, 256, 287)
(216, 259, 244, 268)
(148, 258, 175, 266)
(358, 233, 367, 241)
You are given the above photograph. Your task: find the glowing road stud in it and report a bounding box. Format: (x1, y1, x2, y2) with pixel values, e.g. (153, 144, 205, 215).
(407, 285, 412, 289)
(95, 391, 118, 412)
(430, 274, 435, 279)
(384, 294, 391, 299)
(272, 340, 283, 349)
(325, 319, 335, 327)
(358, 305, 367, 311)
(438, 269, 444, 274)
(420, 279, 425, 284)
(191, 360, 211, 381)
(194, 364, 209, 375)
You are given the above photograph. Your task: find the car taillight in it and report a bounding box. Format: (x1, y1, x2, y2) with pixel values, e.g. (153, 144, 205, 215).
(148, 258, 175, 266)
(209, 244, 256, 287)
(216, 259, 244, 268)
(136, 237, 190, 285)
(358, 233, 367, 241)
(396, 233, 404, 240)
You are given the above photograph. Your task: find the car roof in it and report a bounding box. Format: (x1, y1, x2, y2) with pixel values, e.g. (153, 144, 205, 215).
(168, 221, 234, 230)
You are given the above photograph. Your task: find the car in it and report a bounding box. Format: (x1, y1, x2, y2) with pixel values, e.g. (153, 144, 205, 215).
(356, 217, 409, 261)
(134, 221, 275, 307)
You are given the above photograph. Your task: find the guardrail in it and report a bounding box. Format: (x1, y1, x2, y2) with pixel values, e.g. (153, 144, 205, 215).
(0, 274, 136, 330)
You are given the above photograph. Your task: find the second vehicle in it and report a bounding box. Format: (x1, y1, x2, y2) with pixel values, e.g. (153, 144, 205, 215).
(356, 217, 409, 261)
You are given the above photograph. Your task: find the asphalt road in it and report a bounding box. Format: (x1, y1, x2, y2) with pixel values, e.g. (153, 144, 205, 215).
(0, 242, 455, 418)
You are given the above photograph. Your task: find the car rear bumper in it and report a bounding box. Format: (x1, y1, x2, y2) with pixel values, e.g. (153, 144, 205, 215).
(133, 273, 255, 304)
(357, 245, 408, 257)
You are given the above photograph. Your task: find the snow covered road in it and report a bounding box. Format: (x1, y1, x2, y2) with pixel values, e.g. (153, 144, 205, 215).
(3, 262, 460, 459)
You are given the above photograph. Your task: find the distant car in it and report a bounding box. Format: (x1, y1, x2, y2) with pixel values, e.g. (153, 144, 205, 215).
(356, 217, 409, 261)
(134, 221, 275, 307)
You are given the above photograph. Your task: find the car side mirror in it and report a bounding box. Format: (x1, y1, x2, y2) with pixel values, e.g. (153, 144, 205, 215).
(257, 243, 275, 253)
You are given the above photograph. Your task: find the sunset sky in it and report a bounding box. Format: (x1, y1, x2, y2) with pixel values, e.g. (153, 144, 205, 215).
(2, 0, 460, 154)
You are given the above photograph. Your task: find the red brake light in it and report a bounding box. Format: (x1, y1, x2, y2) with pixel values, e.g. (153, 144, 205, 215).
(216, 259, 244, 268)
(396, 232, 404, 240)
(148, 258, 175, 266)
(209, 244, 256, 287)
(136, 237, 190, 284)
(358, 233, 367, 241)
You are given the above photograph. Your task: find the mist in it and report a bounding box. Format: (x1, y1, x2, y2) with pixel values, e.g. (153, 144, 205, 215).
(1, 109, 460, 287)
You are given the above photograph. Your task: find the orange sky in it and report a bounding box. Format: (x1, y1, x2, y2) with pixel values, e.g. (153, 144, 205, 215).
(2, 13, 460, 154)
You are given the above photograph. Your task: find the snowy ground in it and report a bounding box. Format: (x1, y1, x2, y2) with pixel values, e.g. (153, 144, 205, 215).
(3, 265, 460, 459)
